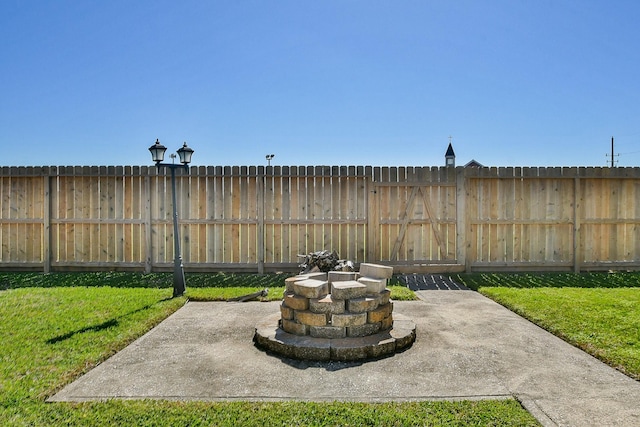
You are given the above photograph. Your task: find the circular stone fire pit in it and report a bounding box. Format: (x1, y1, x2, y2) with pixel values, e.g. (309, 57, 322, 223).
(254, 263, 416, 361)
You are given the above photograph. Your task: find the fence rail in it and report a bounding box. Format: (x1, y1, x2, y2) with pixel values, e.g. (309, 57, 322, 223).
(2, 165, 640, 273)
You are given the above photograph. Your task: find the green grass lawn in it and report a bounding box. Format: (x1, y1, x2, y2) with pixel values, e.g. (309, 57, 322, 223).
(452, 272, 640, 380)
(0, 272, 539, 426)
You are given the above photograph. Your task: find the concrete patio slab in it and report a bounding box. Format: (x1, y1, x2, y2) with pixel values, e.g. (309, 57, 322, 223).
(49, 291, 640, 427)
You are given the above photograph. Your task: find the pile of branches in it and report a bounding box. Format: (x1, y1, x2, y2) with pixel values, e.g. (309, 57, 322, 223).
(298, 250, 354, 273)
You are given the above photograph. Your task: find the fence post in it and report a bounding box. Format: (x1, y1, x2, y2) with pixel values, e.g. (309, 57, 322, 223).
(257, 167, 265, 274)
(144, 169, 152, 273)
(573, 174, 581, 273)
(455, 166, 468, 271)
(43, 171, 51, 273)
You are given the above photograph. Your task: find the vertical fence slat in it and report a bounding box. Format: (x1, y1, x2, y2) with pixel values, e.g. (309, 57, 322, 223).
(257, 167, 265, 273)
(272, 168, 283, 262)
(281, 167, 291, 263)
(289, 167, 300, 262)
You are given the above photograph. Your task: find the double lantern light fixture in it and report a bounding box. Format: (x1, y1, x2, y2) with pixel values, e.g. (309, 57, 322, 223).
(149, 139, 194, 168)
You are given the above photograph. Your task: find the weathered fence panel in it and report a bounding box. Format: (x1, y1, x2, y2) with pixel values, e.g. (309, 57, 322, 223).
(466, 168, 575, 270)
(579, 175, 640, 267)
(48, 167, 148, 270)
(0, 169, 45, 268)
(2, 165, 640, 273)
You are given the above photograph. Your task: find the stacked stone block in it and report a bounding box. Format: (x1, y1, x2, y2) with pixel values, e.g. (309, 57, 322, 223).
(255, 262, 416, 361)
(280, 263, 394, 339)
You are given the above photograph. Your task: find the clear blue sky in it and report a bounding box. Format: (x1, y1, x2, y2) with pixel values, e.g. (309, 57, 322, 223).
(2, 1, 639, 167)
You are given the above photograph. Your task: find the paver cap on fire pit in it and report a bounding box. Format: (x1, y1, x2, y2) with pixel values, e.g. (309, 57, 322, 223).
(254, 260, 416, 361)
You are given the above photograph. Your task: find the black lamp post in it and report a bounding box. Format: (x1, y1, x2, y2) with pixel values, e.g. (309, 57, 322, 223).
(148, 139, 194, 297)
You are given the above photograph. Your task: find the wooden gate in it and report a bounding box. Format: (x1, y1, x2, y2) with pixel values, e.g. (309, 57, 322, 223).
(368, 171, 458, 271)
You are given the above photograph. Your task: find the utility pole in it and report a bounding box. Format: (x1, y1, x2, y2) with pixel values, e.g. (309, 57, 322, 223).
(611, 136, 615, 168)
(606, 136, 618, 168)
(605, 137, 620, 168)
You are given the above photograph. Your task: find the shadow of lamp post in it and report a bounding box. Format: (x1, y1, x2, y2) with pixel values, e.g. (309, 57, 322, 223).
(148, 139, 194, 297)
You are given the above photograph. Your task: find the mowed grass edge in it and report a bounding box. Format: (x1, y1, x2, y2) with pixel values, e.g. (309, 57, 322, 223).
(0, 273, 539, 426)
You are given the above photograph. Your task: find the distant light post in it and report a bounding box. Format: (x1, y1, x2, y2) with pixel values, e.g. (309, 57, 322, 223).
(266, 154, 274, 166)
(148, 139, 194, 297)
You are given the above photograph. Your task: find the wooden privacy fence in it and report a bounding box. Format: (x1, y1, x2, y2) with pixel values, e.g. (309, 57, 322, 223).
(1, 165, 640, 273)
